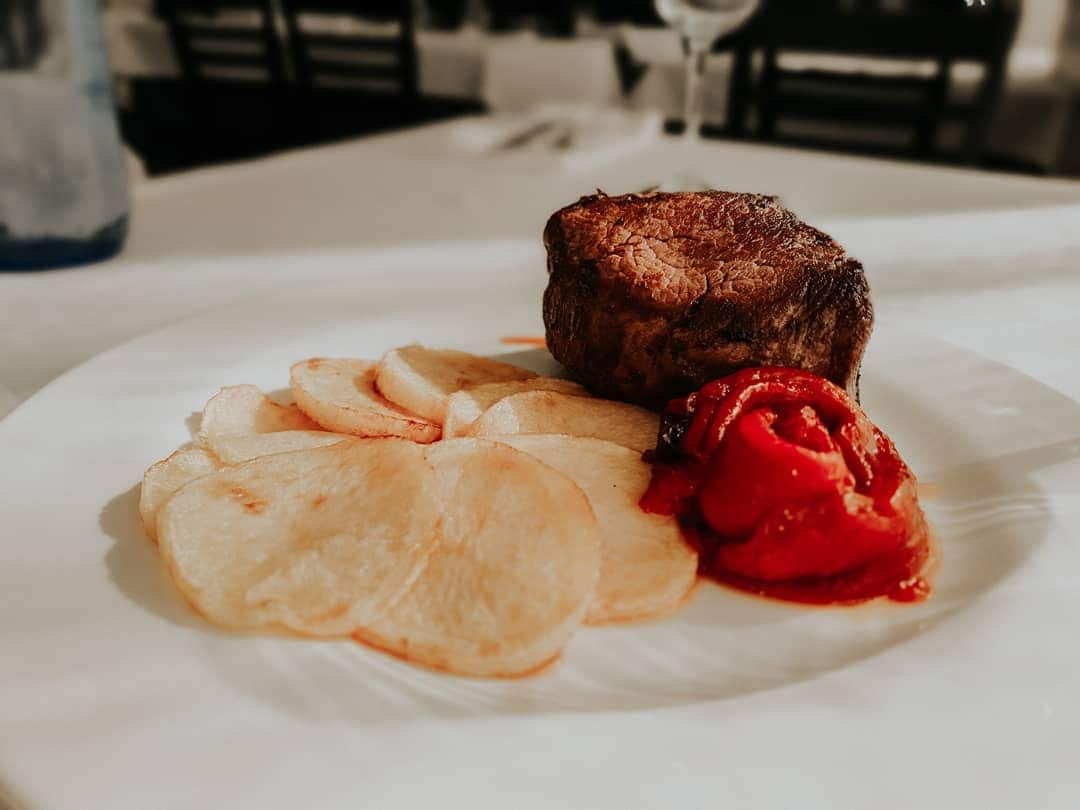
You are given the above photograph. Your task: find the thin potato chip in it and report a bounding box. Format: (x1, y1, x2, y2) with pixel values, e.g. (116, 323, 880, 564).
(354, 439, 601, 677)
(139, 447, 221, 541)
(209, 430, 352, 465)
(198, 385, 317, 445)
(469, 390, 660, 452)
(158, 440, 441, 637)
(374, 345, 537, 423)
(443, 378, 586, 438)
(290, 358, 439, 443)
(498, 436, 697, 624)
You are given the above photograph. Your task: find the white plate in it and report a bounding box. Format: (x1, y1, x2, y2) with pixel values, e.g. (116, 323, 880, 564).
(1, 242, 1078, 810)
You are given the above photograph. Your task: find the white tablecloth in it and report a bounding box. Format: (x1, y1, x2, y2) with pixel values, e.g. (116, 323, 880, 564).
(2, 120, 1080, 418)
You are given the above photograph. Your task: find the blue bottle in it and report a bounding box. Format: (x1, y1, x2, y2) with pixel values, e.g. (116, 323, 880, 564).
(0, 0, 129, 270)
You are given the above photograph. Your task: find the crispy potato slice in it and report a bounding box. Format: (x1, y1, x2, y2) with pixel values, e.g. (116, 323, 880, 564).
(498, 436, 697, 624)
(140, 434, 349, 542)
(139, 447, 221, 542)
(354, 439, 601, 677)
(469, 390, 661, 452)
(374, 345, 537, 423)
(209, 430, 352, 465)
(198, 384, 317, 445)
(443, 378, 587, 438)
(290, 358, 439, 443)
(157, 440, 441, 637)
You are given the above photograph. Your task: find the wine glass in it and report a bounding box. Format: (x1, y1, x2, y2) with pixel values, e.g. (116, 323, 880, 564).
(653, 0, 760, 189)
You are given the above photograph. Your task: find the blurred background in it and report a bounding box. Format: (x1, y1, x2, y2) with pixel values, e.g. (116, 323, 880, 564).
(91, 0, 1080, 177)
(3, 2, 1080, 441)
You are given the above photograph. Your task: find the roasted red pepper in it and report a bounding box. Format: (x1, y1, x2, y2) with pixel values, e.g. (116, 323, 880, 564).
(641, 368, 932, 605)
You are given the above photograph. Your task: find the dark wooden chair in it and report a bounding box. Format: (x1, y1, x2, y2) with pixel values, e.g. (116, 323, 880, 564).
(158, 0, 286, 87)
(281, 0, 421, 140)
(282, 0, 418, 98)
(153, 0, 292, 165)
(733, 0, 1020, 163)
(281, 0, 480, 143)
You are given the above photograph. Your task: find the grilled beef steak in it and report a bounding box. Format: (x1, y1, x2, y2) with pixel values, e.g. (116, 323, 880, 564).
(542, 191, 873, 408)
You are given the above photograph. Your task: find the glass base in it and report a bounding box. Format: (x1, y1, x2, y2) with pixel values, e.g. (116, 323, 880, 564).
(0, 216, 129, 271)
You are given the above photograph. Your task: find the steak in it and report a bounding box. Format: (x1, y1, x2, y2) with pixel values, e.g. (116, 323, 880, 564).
(542, 190, 873, 409)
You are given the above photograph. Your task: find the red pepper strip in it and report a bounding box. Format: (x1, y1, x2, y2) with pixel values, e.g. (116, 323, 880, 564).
(641, 367, 931, 605)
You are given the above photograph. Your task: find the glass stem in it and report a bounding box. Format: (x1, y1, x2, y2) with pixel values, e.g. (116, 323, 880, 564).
(681, 37, 708, 146)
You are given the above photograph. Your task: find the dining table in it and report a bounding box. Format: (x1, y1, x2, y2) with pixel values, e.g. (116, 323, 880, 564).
(3, 118, 1080, 810)
(3, 119, 1080, 414)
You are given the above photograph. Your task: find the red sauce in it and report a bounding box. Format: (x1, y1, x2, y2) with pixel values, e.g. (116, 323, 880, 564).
(640, 367, 932, 606)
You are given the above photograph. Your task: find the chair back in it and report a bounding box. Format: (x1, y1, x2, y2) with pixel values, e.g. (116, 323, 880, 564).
(156, 0, 286, 87)
(281, 0, 418, 97)
(743, 0, 1020, 161)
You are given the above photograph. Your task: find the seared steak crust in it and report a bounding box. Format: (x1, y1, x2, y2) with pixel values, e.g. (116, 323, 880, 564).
(542, 191, 873, 408)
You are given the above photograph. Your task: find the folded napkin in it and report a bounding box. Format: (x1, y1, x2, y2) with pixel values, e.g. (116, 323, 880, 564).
(447, 103, 663, 171)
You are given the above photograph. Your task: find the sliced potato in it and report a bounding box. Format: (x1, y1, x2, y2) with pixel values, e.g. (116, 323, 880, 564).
(443, 378, 587, 438)
(209, 430, 352, 465)
(140, 433, 349, 542)
(354, 439, 601, 677)
(158, 440, 441, 637)
(498, 436, 697, 624)
(139, 447, 221, 541)
(469, 390, 661, 453)
(290, 357, 439, 443)
(374, 345, 537, 423)
(197, 385, 317, 445)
